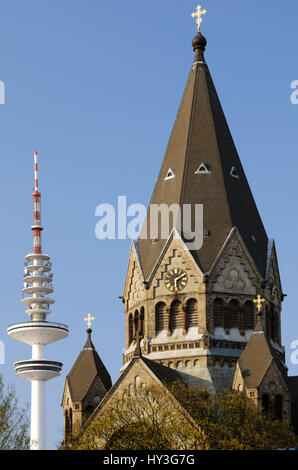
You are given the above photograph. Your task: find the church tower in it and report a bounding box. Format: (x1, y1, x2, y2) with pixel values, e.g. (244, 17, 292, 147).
(62, 319, 112, 443)
(122, 13, 285, 391)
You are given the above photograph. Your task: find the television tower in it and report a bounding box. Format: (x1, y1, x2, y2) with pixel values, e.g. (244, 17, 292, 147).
(7, 151, 69, 450)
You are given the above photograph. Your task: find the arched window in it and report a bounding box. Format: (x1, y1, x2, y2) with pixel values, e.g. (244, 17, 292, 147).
(69, 408, 73, 435)
(134, 376, 141, 389)
(272, 312, 279, 342)
(65, 410, 70, 438)
(170, 300, 183, 331)
(186, 298, 198, 328)
(134, 310, 139, 336)
(140, 307, 145, 337)
(274, 395, 282, 420)
(128, 313, 133, 345)
(155, 302, 167, 333)
(226, 300, 239, 329)
(214, 298, 224, 327)
(243, 301, 254, 329)
(266, 306, 271, 337)
(266, 306, 272, 338)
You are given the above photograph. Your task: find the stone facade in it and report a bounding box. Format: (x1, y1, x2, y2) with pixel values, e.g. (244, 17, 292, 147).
(121, 229, 284, 393)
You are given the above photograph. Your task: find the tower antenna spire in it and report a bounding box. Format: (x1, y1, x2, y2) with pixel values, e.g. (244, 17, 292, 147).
(32, 150, 43, 254)
(34, 150, 39, 191)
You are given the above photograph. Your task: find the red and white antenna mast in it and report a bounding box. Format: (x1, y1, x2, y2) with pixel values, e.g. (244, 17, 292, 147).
(32, 150, 43, 254)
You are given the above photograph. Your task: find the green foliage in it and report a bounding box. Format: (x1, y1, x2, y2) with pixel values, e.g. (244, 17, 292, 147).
(170, 382, 298, 450)
(69, 384, 202, 450)
(69, 380, 298, 451)
(0, 374, 30, 450)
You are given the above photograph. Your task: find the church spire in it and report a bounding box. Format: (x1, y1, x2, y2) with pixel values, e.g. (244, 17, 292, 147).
(138, 16, 268, 280)
(62, 317, 112, 443)
(84, 328, 95, 350)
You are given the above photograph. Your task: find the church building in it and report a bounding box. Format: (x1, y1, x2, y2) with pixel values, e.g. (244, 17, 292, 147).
(62, 14, 298, 444)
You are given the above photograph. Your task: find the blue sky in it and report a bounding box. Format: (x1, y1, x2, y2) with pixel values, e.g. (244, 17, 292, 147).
(0, 0, 297, 449)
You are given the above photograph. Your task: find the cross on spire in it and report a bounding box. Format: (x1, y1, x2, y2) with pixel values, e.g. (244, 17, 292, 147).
(253, 294, 265, 314)
(191, 5, 207, 32)
(84, 313, 95, 329)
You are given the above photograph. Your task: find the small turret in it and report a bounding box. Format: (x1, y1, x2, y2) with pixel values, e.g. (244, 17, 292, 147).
(62, 317, 112, 444)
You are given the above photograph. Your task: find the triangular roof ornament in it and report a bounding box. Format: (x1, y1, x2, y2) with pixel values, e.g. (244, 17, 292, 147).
(195, 162, 211, 174)
(230, 166, 240, 179)
(164, 168, 175, 181)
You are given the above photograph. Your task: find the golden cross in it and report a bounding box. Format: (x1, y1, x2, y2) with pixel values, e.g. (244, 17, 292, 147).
(253, 294, 265, 313)
(84, 313, 95, 329)
(191, 5, 207, 32)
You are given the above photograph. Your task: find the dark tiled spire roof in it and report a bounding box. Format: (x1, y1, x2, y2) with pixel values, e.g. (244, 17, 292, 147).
(66, 329, 112, 402)
(83, 328, 95, 350)
(254, 313, 264, 333)
(237, 314, 289, 388)
(138, 32, 268, 279)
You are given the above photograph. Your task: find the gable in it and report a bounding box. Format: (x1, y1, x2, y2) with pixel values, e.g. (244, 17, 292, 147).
(79, 358, 204, 450)
(123, 243, 146, 310)
(149, 230, 203, 296)
(88, 358, 183, 424)
(232, 363, 245, 392)
(265, 240, 282, 307)
(259, 361, 289, 396)
(209, 229, 261, 294)
(62, 380, 71, 408)
(82, 375, 110, 409)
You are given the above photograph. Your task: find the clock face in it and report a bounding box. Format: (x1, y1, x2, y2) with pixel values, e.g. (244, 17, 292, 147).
(268, 279, 277, 300)
(164, 268, 188, 293)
